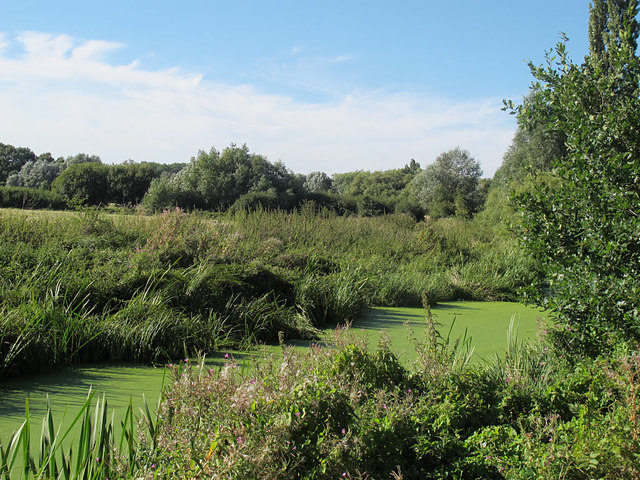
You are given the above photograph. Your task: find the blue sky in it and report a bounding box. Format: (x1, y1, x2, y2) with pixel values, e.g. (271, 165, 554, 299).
(0, 1, 591, 176)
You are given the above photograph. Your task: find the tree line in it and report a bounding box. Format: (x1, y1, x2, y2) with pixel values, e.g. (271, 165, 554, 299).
(0, 142, 491, 218)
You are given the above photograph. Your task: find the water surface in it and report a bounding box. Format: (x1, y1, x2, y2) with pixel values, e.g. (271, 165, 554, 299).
(0, 302, 547, 439)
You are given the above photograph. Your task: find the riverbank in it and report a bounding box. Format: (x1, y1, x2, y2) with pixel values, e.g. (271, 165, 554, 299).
(0, 208, 539, 379)
(0, 302, 545, 440)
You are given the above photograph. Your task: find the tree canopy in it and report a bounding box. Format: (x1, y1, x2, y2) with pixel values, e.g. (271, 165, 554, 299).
(511, 0, 640, 355)
(143, 144, 304, 211)
(0, 143, 37, 184)
(52, 162, 110, 206)
(410, 147, 482, 218)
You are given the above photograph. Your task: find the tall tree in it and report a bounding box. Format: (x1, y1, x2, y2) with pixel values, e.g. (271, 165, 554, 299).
(304, 171, 333, 193)
(143, 144, 304, 211)
(588, 0, 639, 72)
(6, 155, 64, 189)
(107, 162, 158, 205)
(52, 162, 110, 206)
(410, 147, 482, 218)
(512, 0, 640, 355)
(0, 143, 36, 184)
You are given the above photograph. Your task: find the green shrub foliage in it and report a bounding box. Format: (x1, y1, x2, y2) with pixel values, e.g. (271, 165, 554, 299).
(510, 0, 640, 355)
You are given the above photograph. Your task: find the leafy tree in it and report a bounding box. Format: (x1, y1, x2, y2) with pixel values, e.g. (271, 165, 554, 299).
(6, 153, 64, 190)
(588, 0, 639, 73)
(401, 159, 421, 175)
(304, 171, 333, 193)
(0, 143, 36, 184)
(107, 162, 158, 205)
(143, 144, 303, 211)
(511, 0, 640, 355)
(328, 167, 423, 217)
(492, 124, 565, 189)
(64, 153, 102, 169)
(142, 173, 204, 211)
(332, 168, 416, 200)
(52, 162, 110, 206)
(410, 147, 482, 218)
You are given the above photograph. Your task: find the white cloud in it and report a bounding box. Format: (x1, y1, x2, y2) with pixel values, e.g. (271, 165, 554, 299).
(0, 32, 514, 176)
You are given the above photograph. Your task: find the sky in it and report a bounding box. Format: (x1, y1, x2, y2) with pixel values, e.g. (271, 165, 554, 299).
(0, 1, 591, 176)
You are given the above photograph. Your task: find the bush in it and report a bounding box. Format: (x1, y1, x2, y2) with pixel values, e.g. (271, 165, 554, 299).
(0, 186, 67, 209)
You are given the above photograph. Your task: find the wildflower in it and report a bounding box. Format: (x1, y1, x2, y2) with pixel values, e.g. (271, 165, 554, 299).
(224, 353, 230, 359)
(341, 428, 346, 435)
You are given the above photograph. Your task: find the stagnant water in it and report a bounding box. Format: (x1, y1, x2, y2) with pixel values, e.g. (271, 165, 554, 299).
(0, 302, 546, 438)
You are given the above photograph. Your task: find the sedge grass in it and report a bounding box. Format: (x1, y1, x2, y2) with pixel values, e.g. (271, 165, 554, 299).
(0, 389, 157, 480)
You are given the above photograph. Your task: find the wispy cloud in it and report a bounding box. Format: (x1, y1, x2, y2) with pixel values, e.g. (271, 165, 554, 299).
(0, 32, 514, 175)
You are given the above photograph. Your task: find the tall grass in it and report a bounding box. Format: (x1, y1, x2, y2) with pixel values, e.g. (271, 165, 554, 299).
(134, 321, 640, 479)
(0, 390, 157, 480)
(0, 206, 537, 378)
(5, 312, 640, 478)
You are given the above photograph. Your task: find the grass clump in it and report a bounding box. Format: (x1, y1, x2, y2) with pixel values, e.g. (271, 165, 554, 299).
(0, 390, 157, 480)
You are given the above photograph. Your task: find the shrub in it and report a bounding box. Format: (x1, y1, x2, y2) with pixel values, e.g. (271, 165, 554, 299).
(0, 186, 67, 210)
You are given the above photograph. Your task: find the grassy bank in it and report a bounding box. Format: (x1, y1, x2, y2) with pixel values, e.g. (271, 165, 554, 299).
(0, 206, 538, 378)
(4, 321, 639, 479)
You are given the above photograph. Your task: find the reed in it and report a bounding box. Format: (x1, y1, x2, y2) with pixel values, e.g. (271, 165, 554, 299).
(0, 207, 536, 378)
(0, 390, 157, 480)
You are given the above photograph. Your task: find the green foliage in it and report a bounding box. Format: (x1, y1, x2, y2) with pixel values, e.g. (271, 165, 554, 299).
(492, 124, 565, 190)
(132, 326, 640, 479)
(62, 153, 102, 169)
(52, 162, 110, 206)
(330, 167, 424, 218)
(0, 391, 157, 480)
(0, 187, 67, 210)
(295, 266, 371, 327)
(304, 171, 333, 193)
(0, 207, 534, 378)
(411, 147, 483, 218)
(141, 175, 204, 212)
(5, 155, 64, 190)
(511, 0, 640, 355)
(107, 162, 158, 205)
(0, 143, 36, 185)
(145, 144, 304, 212)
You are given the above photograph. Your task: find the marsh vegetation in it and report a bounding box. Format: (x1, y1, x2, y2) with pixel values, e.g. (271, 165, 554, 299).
(3, 0, 640, 477)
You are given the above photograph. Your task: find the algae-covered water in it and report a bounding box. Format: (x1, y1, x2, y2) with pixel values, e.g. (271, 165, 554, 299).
(0, 302, 547, 439)
(359, 301, 546, 364)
